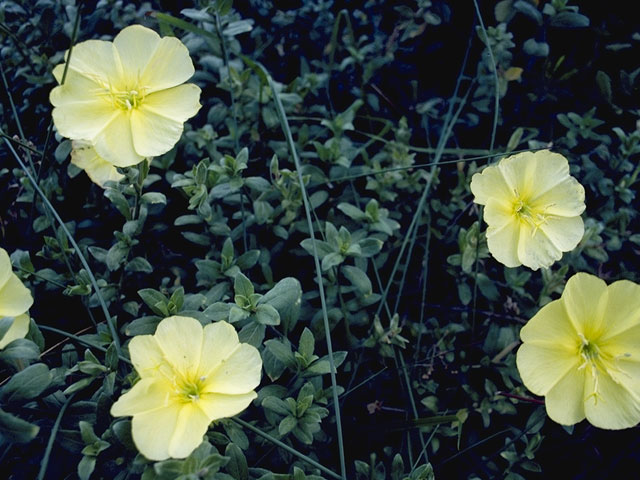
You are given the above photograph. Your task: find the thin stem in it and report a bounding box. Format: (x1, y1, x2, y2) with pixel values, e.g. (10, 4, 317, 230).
(215, 12, 240, 153)
(37, 392, 77, 480)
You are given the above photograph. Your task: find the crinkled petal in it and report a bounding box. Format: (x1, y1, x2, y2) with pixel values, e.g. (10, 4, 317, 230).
(0, 273, 33, 317)
(470, 163, 514, 206)
(530, 177, 585, 217)
(110, 378, 170, 416)
(0, 314, 30, 349)
(599, 280, 640, 342)
(154, 316, 203, 377)
(131, 403, 181, 461)
(140, 36, 195, 93)
(486, 219, 521, 268)
(0, 248, 12, 288)
(64, 39, 125, 89)
(517, 223, 562, 270)
(203, 343, 262, 395)
(584, 369, 640, 429)
(498, 151, 537, 197)
(199, 321, 241, 378)
(167, 403, 210, 459)
(520, 298, 577, 347)
(128, 334, 165, 377)
(516, 342, 578, 396)
(561, 273, 608, 337)
(113, 25, 161, 86)
(130, 84, 201, 157)
(71, 142, 124, 187)
(544, 364, 586, 426)
(198, 391, 257, 420)
(538, 215, 584, 252)
(93, 110, 144, 167)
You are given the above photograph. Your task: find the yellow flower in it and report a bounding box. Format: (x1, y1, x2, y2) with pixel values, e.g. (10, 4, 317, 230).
(470, 150, 585, 270)
(111, 316, 262, 460)
(0, 247, 34, 349)
(516, 272, 640, 429)
(50, 25, 201, 168)
(71, 141, 125, 187)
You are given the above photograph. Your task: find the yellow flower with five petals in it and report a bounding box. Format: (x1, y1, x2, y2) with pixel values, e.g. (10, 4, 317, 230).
(110, 316, 262, 460)
(470, 150, 585, 270)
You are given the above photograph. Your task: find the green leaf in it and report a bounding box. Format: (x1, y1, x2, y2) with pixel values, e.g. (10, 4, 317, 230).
(106, 242, 130, 271)
(233, 273, 254, 298)
(262, 396, 292, 416)
(549, 11, 590, 28)
(264, 339, 296, 369)
(0, 339, 40, 367)
(304, 351, 347, 376)
(125, 257, 153, 273)
(225, 443, 248, 480)
(278, 416, 297, 436)
(357, 238, 383, 257)
(237, 322, 266, 348)
(0, 363, 51, 403)
(104, 188, 131, 220)
(0, 407, 39, 443)
(337, 202, 364, 220)
(254, 304, 280, 325)
(298, 328, 315, 359)
(259, 277, 302, 332)
(77, 456, 96, 480)
(141, 192, 167, 205)
(321, 252, 344, 271)
(342, 265, 372, 296)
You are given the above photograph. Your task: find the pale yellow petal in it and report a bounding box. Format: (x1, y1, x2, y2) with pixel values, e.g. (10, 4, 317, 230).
(598, 280, 640, 342)
(486, 219, 521, 268)
(0, 273, 33, 317)
(497, 151, 537, 198)
(128, 334, 165, 377)
(50, 68, 108, 106)
(519, 298, 577, 347)
(0, 248, 11, 287)
(202, 343, 262, 395)
(93, 110, 145, 167)
(483, 197, 513, 228)
(609, 356, 640, 401)
(561, 273, 608, 337)
(64, 39, 125, 90)
(143, 84, 201, 122)
(199, 321, 241, 378)
(70, 142, 124, 187)
(167, 403, 210, 459)
(517, 223, 563, 270)
(522, 150, 571, 199)
(537, 215, 584, 252)
(140, 36, 195, 93)
(110, 378, 170, 416)
(198, 391, 257, 420)
(154, 316, 203, 377)
(516, 342, 578, 396)
(544, 365, 586, 426)
(530, 176, 585, 217)
(470, 163, 514, 206)
(131, 403, 181, 461)
(584, 369, 640, 429)
(0, 314, 30, 349)
(113, 25, 161, 86)
(130, 107, 184, 158)
(601, 325, 640, 371)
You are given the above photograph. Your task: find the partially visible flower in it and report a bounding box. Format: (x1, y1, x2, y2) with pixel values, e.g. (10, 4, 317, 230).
(71, 141, 125, 187)
(0, 247, 34, 349)
(517, 272, 640, 430)
(111, 316, 262, 460)
(470, 150, 585, 270)
(50, 25, 201, 168)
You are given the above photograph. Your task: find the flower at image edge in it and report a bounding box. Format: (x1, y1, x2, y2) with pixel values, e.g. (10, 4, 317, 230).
(50, 24, 201, 168)
(111, 316, 262, 461)
(516, 272, 640, 429)
(0, 247, 34, 349)
(470, 149, 585, 270)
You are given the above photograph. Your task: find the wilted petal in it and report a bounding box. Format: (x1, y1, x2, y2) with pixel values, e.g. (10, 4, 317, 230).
(198, 391, 257, 420)
(131, 403, 181, 461)
(167, 403, 210, 458)
(110, 378, 170, 416)
(199, 321, 241, 378)
(71, 142, 124, 187)
(154, 316, 203, 376)
(0, 314, 30, 349)
(0, 273, 33, 317)
(516, 342, 578, 396)
(203, 343, 262, 395)
(562, 273, 608, 337)
(140, 36, 195, 93)
(538, 215, 584, 252)
(93, 111, 144, 167)
(584, 370, 640, 430)
(545, 366, 586, 426)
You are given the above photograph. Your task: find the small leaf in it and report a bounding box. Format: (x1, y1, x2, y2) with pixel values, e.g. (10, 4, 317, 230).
(0, 407, 40, 443)
(0, 363, 51, 403)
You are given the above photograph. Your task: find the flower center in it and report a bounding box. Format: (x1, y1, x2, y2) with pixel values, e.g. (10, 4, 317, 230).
(111, 88, 145, 110)
(512, 195, 548, 232)
(175, 374, 207, 403)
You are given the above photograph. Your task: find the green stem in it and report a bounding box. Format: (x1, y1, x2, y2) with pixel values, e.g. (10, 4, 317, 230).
(37, 392, 77, 480)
